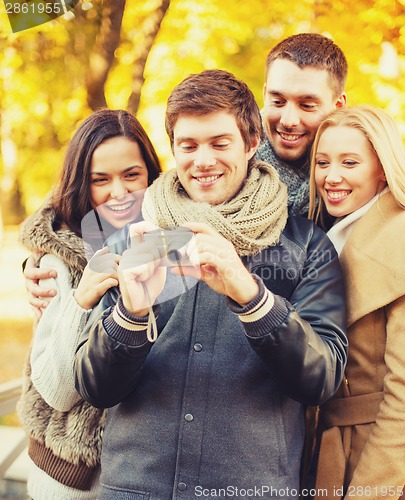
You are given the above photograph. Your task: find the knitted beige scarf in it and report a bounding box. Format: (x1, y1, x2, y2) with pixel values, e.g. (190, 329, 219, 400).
(142, 161, 288, 256)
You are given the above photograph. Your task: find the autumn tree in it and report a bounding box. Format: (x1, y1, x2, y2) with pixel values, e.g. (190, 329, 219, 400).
(1, 0, 404, 224)
(0, 0, 172, 222)
(85, 0, 126, 110)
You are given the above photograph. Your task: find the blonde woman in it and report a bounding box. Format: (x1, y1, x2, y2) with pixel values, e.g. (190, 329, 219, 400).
(309, 105, 405, 499)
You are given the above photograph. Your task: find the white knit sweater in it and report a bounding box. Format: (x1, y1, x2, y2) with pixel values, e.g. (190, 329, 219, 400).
(27, 462, 99, 500)
(27, 254, 97, 500)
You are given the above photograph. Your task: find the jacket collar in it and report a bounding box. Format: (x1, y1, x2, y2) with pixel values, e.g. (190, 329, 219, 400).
(340, 192, 405, 326)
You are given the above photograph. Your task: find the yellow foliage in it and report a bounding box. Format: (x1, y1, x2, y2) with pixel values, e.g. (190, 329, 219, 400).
(0, 0, 405, 218)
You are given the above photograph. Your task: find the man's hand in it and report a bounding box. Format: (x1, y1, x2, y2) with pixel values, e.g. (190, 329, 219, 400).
(24, 252, 57, 317)
(74, 247, 121, 310)
(172, 222, 259, 305)
(118, 221, 167, 316)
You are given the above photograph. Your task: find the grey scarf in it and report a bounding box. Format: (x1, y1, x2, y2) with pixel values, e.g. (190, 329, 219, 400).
(255, 135, 310, 217)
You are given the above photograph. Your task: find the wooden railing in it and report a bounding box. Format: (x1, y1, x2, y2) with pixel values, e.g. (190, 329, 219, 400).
(0, 378, 27, 479)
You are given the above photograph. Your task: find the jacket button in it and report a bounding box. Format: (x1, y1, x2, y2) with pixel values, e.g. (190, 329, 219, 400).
(178, 482, 187, 491)
(184, 413, 194, 422)
(193, 343, 202, 352)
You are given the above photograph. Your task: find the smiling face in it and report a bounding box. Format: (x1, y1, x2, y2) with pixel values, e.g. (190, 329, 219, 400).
(263, 59, 346, 165)
(314, 125, 387, 218)
(90, 136, 149, 228)
(173, 111, 258, 205)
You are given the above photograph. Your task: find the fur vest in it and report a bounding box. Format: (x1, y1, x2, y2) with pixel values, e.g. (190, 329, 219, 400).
(17, 200, 106, 490)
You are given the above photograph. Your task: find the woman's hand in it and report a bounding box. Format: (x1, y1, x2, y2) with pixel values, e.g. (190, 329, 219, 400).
(74, 247, 120, 310)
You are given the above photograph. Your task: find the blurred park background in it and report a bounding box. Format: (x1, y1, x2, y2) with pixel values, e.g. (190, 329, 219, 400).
(1, 0, 405, 399)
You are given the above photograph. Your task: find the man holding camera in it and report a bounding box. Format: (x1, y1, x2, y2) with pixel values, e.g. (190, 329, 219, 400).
(74, 69, 347, 499)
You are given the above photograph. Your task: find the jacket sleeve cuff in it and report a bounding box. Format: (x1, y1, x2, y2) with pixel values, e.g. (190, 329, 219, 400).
(227, 275, 289, 338)
(103, 296, 159, 346)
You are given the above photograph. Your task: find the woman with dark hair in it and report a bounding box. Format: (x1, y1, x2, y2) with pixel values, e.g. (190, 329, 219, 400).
(52, 108, 161, 239)
(17, 108, 161, 499)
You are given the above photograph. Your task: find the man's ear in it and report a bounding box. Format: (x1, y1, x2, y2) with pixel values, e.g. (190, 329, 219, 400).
(247, 135, 260, 160)
(335, 92, 347, 109)
(263, 83, 267, 104)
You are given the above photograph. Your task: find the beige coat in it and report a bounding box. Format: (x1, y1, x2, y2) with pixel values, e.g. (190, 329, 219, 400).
(315, 193, 405, 499)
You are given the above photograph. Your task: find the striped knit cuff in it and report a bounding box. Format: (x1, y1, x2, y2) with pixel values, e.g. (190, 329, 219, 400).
(227, 275, 289, 338)
(103, 297, 159, 346)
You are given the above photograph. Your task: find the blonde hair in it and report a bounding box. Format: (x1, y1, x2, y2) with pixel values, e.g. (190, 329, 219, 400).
(309, 105, 405, 227)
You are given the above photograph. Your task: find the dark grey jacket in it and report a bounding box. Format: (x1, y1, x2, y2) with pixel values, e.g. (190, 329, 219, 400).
(75, 216, 347, 500)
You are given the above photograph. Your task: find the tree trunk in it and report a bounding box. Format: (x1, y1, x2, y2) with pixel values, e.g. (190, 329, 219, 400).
(127, 0, 171, 114)
(0, 61, 25, 224)
(86, 0, 126, 110)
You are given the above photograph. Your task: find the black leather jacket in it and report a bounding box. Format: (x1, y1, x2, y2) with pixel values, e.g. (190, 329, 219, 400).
(74, 215, 347, 499)
(75, 215, 347, 407)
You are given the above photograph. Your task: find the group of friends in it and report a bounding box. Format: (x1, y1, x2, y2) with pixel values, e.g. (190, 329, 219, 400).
(17, 33, 405, 499)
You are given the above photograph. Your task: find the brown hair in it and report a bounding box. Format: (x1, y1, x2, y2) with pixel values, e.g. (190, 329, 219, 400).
(52, 109, 161, 236)
(265, 33, 348, 97)
(165, 69, 263, 153)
